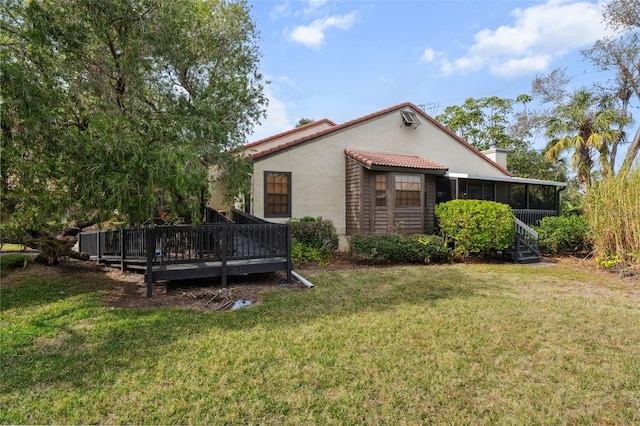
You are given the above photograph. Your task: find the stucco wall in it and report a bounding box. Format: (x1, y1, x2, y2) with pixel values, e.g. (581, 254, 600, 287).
(251, 109, 510, 242)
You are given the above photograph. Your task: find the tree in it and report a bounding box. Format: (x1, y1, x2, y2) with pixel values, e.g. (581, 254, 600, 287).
(583, 6, 640, 177)
(543, 90, 623, 192)
(436, 96, 514, 151)
(295, 118, 314, 127)
(603, 0, 640, 30)
(435, 95, 565, 181)
(1, 0, 266, 239)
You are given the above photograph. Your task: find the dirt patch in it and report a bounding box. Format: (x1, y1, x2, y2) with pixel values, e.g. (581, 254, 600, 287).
(104, 270, 305, 311)
(3, 253, 637, 311)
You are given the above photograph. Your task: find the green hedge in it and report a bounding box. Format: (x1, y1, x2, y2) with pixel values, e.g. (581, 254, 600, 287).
(435, 200, 515, 259)
(535, 215, 591, 254)
(349, 234, 450, 264)
(288, 217, 339, 265)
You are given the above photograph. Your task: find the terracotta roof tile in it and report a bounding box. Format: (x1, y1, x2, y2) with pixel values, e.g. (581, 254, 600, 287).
(345, 149, 448, 171)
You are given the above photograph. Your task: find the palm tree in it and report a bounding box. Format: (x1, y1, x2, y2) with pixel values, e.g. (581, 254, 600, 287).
(544, 90, 623, 192)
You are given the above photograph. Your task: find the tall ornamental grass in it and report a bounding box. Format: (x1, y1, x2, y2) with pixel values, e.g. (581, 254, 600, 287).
(584, 167, 640, 268)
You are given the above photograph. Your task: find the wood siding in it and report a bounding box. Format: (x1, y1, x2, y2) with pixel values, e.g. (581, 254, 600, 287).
(424, 175, 436, 233)
(394, 208, 423, 234)
(345, 157, 362, 235)
(362, 171, 372, 234)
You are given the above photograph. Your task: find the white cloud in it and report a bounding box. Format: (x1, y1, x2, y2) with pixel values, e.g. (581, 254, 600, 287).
(249, 86, 293, 142)
(302, 0, 328, 17)
(287, 12, 358, 49)
(491, 55, 552, 78)
(421, 48, 437, 62)
(271, 1, 291, 19)
(426, 0, 612, 78)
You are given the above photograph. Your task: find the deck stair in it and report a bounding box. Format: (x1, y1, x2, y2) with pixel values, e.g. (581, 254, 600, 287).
(504, 217, 541, 264)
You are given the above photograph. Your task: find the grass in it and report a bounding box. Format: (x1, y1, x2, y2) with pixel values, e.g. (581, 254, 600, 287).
(1, 260, 639, 424)
(0, 254, 32, 275)
(0, 243, 28, 252)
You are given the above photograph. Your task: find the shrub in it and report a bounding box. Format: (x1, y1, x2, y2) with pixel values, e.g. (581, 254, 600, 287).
(288, 217, 339, 266)
(291, 241, 325, 266)
(535, 215, 591, 254)
(349, 233, 450, 264)
(435, 200, 514, 259)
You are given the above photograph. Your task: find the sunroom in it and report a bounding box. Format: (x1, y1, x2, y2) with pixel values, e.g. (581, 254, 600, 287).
(345, 150, 566, 236)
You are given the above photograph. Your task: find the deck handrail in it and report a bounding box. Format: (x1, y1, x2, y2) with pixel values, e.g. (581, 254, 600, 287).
(512, 209, 557, 226)
(79, 222, 290, 264)
(514, 217, 539, 259)
(231, 207, 269, 224)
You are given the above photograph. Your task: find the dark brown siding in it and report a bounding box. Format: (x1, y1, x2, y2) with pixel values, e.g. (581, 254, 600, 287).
(362, 170, 372, 234)
(394, 208, 423, 234)
(345, 157, 362, 235)
(424, 175, 436, 233)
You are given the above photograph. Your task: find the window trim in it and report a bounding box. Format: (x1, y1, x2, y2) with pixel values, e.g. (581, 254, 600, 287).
(264, 171, 292, 218)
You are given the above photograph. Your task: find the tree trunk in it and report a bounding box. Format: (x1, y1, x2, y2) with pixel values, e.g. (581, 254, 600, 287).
(620, 126, 640, 177)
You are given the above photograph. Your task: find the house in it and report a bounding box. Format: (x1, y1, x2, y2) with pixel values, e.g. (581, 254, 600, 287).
(210, 102, 565, 250)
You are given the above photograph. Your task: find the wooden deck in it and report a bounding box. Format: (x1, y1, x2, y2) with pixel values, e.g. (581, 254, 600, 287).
(78, 211, 292, 297)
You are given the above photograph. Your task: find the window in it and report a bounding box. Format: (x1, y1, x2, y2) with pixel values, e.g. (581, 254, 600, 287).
(467, 180, 494, 201)
(509, 184, 527, 209)
(467, 180, 483, 200)
(528, 185, 556, 210)
(395, 175, 421, 207)
(265, 172, 291, 217)
(375, 174, 387, 207)
(435, 177, 455, 204)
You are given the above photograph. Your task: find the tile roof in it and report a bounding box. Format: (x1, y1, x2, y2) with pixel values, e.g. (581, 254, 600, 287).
(244, 118, 337, 150)
(345, 149, 448, 171)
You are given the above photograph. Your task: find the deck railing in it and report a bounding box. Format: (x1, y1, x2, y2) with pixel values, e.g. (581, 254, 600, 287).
(79, 223, 290, 265)
(514, 217, 540, 260)
(231, 208, 269, 224)
(512, 209, 557, 226)
(78, 222, 292, 297)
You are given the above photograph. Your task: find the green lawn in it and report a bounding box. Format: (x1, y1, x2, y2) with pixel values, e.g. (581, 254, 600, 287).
(1, 260, 639, 424)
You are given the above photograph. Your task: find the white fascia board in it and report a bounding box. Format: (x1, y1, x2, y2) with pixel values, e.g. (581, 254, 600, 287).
(445, 172, 567, 187)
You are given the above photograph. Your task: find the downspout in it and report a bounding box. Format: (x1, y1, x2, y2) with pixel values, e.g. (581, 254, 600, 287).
(249, 172, 254, 215)
(292, 270, 314, 288)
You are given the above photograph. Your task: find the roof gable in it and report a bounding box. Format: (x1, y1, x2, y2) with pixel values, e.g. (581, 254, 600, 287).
(245, 119, 336, 157)
(248, 102, 513, 177)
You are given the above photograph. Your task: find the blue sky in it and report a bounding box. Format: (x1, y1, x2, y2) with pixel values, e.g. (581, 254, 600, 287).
(247, 0, 615, 145)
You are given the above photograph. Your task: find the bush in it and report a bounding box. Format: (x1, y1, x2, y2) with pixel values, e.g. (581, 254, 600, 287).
(349, 233, 450, 264)
(535, 215, 591, 254)
(288, 217, 339, 266)
(435, 200, 515, 259)
(291, 241, 325, 266)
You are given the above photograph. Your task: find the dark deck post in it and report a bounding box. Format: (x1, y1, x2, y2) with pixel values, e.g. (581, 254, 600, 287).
(145, 227, 154, 298)
(120, 228, 126, 272)
(97, 231, 102, 260)
(286, 225, 292, 283)
(221, 226, 228, 287)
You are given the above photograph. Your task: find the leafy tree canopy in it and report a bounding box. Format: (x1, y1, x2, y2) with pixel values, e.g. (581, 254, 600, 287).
(1, 0, 266, 230)
(435, 95, 566, 181)
(295, 118, 314, 127)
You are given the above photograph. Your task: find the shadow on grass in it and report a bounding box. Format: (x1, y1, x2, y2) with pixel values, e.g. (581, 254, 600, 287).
(1, 263, 489, 396)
